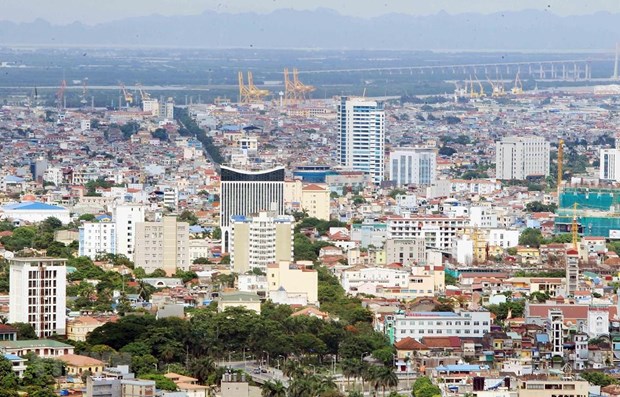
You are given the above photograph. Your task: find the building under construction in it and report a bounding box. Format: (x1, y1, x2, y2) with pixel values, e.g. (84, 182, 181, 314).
(555, 186, 620, 239)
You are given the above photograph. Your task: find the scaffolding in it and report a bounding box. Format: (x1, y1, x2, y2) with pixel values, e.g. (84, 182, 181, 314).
(555, 187, 620, 238)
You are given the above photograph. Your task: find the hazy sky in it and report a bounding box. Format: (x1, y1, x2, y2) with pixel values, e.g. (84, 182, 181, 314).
(4, 0, 620, 25)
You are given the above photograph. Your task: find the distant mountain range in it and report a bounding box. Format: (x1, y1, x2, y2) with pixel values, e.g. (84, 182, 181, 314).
(0, 8, 619, 50)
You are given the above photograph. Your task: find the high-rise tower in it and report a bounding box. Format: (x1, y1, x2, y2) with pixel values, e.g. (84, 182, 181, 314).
(337, 96, 385, 185)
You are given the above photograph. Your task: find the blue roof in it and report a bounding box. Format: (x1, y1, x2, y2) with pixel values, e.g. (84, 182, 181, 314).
(96, 214, 112, 221)
(221, 125, 243, 131)
(4, 176, 24, 183)
(436, 365, 483, 372)
(189, 225, 205, 233)
(536, 334, 549, 343)
(3, 202, 66, 211)
(4, 353, 23, 361)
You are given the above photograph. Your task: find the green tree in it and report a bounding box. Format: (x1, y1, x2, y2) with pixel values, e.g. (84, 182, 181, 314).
(581, 372, 618, 387)
(525, 201, 557, 213)
(139, 374, 178, 391)
(79, 214, 97, 222)
(177, 210, 199, 226)
(0, 357, 18, 389)
(211, 227, 222, 240)
(261, 380, 287, 397)
(39, 217, 63, 233)
(518, 228, 544, 248)
(413, 377, 440, 397)
(11, 322, 37, 340)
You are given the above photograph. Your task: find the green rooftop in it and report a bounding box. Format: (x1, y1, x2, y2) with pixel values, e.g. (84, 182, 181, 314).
(0, 339, 73, 349)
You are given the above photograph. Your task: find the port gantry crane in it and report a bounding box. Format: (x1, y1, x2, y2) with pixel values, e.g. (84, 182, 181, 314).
(283, 68, 315, 105)
(486, 75, 506, 97)
(136, 83, 151, 103)
(119, 82, 134, 107)
(511, 72, 524, 95)
(238, 71, 270, 104)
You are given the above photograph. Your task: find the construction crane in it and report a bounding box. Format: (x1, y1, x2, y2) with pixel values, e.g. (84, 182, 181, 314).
(486, 75, 505, 97)
(468, 75, 479, 98)
(511, 72, 524, 95)
(80, 78, 89, 105)
(557, 139, 564, 197)
(119, 82, 133, 107)
(475, 75, 486, 97)
(55, 79, 66, 110)
(238, 71, 270, 104)
(136, 83, 151, 103)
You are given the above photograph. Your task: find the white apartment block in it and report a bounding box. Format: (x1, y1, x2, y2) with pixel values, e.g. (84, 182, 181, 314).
(488, 228, 520, 249)
(78, 221, 116, 259)
(9, 258, 67, 338)
(134, 216, 190, 276)
(341, 266, 410, 295)
(469, 206, 498, 228)
(337, 96, 385, 185)
(113, 204, 145, 261)
(386, 215, 469, 251)
(383, 310, 491, 343)
(389, 147, 437, 187)
(230, 212, 294, 274)
(189, 239, 210, 262)
(495, 136, 550, 180)
(600, 140, 620, 182)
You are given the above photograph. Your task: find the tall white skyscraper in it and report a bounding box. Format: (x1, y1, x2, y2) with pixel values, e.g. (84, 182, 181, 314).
(220, 165, 285, 252)
(600, 137, 620, 182)
(337, 96, 385, 185)
(495, 136, 550, 180)
(113, 204, 146, 260)
(389, 147, 437, 187)
(9, 258, 67, 338)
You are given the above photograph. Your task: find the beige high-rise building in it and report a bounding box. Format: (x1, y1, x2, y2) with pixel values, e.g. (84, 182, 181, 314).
(230, 212, 294, 274)
(284, 180, 331, 220)
(134, 215, 190, 276)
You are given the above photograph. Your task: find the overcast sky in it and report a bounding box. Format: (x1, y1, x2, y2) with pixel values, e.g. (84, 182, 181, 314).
(4, 0, 620, 25)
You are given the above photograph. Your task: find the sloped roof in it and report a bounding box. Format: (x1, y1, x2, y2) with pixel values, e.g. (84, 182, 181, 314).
(394, 337, 427, 350)
(3, 202, 67, 211)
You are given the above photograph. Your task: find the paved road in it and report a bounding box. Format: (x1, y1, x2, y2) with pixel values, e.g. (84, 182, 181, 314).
(218, 360, 290, 386)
